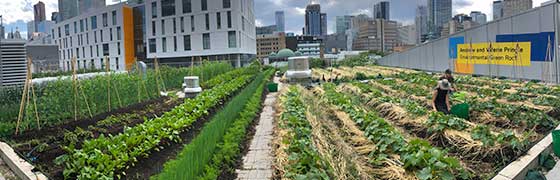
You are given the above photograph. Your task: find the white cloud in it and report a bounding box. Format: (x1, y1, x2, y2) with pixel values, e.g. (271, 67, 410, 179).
(294, 7, 306, 15)
(255, 19, 264, 27)
(0, 0, 58, 24)
(454, 0, 550, 21)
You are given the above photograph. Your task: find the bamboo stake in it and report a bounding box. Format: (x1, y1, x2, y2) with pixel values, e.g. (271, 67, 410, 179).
(135, 58, 141, 103)
(72, 57, 78, 121)
(154, 57, 161, 94)
(28, 57, 40, 129)
(105, 56, 111, 111)
(15, 66, 29, 134)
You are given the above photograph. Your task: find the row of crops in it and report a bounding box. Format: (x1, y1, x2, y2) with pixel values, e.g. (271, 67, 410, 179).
(6, 62, 275, 179)
(0, 62, 233, 137)
(274, 65, 559, 179)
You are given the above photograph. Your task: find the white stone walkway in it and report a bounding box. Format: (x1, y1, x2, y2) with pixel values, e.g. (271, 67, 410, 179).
(236, 78, 280, 180)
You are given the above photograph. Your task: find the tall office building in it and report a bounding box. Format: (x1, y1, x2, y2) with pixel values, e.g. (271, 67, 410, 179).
(79, 0, 107, 16)
(470, 11, 487, 25)
(275, 11, 285, 32)
(336, 15, 353, 34)
(503, 0, 532, 17)
(304, 3, 322, 36)
(27, 21, 36, 39)
(415, 5, 428, 44)
(352, 19, 398, 52)
(34, 1, 46, 31)
(146, 0, 256, 67)
(374, 1, 390, 20)
(427, 0, 452, 39)
(58, 0, 78, 21)
(320, 13, 327, 35)
(493, 1, 504, 20)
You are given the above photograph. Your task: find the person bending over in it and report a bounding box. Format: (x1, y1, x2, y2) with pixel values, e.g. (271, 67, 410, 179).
(432, 79, 452, 114)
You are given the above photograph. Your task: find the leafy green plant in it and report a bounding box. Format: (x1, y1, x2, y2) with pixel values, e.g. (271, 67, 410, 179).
(154, 70, 273, 179)
(60, 73, 255, 179)
(425, 112, 467, 133)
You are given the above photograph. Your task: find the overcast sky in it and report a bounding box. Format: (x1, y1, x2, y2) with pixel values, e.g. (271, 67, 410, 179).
(0, 0, 552, 38)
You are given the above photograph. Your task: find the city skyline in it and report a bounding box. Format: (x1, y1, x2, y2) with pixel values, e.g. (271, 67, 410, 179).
(0, 0, 552, 38)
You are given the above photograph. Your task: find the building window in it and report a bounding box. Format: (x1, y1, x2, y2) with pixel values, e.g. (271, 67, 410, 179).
(161, 19, 165, 35)
(117, 27, 121, 40)
(152, 21, 156, 36)
(201, 0, 207, 11)
(173, 37, 177, 51)
(180, 17, 185, 32)
(183, 35, 191, 50)
(162, 37, 167, 52)
(227, 11, 232, 28)
(223, 0, 231, 8)
(77, 48, 80, 58)
(58, 27, 62, 37)
(228, 31, 236, 48)
(205, 14, 210, 30)
(173, 18, 177, 34)
(80, 20, 84, 32)
(183, 0, 191, 13)
(118, 42, 121, 55)
(110, 28, 113, 41)
(151, 2, 157, 18)
(191, 16, 195, 32)
(102, 13, 108, 27)
(94, 31, 97, 43)
(85, 18, 88, 31)
(116, 57, 119, 70)
(216, 12, 221, 29)
(149, 38, 156, 53)
(82, 47, 85, 59)
(91, 16, 97, 29)
(90, 46, 93, 57)
(203, 33, 210, 49)
(161, 0, 176, 17)
(103, 44, 109, 56)
(74, 21, 77, 33)
(96, 45, 99, 56)
(112, 11, 117, 25)
(100, 29, 104, 42)
(86, 33, 89, 44)
(242, 16, 245, 31)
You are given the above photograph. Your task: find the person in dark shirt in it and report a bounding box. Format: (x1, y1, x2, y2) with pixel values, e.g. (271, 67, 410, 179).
(439, 69, 456, 92)
(432, 79, 452, 114)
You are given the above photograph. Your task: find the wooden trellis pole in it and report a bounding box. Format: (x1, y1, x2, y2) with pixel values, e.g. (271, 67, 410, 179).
(71, 57, 93, 119)
(105, 56, 111, 111)
(15, 57, 40, 135)
(154, 57, 167, 94)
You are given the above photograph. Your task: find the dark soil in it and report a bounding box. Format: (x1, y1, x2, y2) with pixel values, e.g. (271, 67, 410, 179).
(122, 86, 251, 179)
(9, 96, 182, 180)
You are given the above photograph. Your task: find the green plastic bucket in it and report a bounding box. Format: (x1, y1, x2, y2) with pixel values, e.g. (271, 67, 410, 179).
(451, 103, 469, 120)
(267, 83, 278, 92)
(553, 130, 560, 157)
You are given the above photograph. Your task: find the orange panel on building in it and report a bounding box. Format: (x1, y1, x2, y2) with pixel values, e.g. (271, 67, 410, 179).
(455, 61, 474, 74)
(122, 6, 135, 70)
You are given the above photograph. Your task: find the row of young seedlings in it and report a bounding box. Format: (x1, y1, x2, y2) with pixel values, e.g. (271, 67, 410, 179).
(350, 79, 532, 178)
(321, 83, 470, 180)
(58, 69, 257, 179)
(155, 69, 274, 179)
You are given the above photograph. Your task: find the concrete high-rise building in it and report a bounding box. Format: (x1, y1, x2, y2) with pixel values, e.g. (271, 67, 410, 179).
(275, 11, 285, 32)
(58, 0, 79, 21)
(503, 0, 532, 17)
(470, 11, 487, 25)
(397, 24, 416, 45)
(374, 1, 390, 20)
(336, 15, 353, 34)
(256, 32, 286, 59)
(78, 0, 107, 15)
(493, 1, 504, 20)
(304, 3, 322, 36)
(146, 0, 256, 67)
(52, 12, 60, 22)
(352, 19, 398, 53)
(320, 13, 327, 35)
(427, 0, 452, 39)
(34, 1, 46, 31)
(0, 31, 27, 86)
(415, 5, 428, 44)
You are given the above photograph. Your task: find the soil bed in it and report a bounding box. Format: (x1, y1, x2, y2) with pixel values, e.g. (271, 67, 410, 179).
(9, 96, 182, 179)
